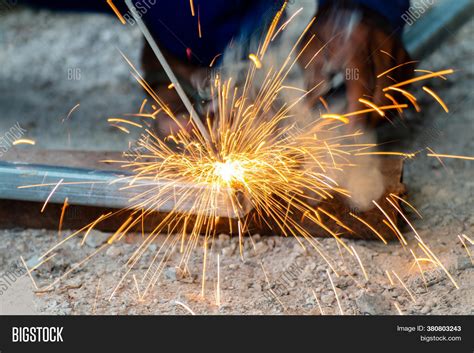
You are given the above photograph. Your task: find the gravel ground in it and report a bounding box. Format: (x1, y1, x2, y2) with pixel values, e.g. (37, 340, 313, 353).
(0, 5, 472, 315)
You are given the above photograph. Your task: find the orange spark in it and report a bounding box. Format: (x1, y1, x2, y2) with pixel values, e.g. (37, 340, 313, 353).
(321, 114, 349, 124)
(201, 237, 208, 297)
(377, 61, 418, 78)
(110, 124, 130, 134)
(92, 279, 101, 314)
(63, 103, 80, 123)
(409, 249, 428, 288)
(215, 254, 221, 307)
(41, 179, 63, 213)
(108, 118, 143, 128)
(461, 234, 473, 245)
(175, 301, 196, 315)
(249, 53, 262, 69)
(385, 270, 394, 285)
(427, 152, 474, 161)
(327, 269, 343, 315)
(354, 151, 415, 158)
(311, 289, 325, 315)
(384, 93, 403, 113)
(58, 197, 69, 238)
(350, 246, 368, 281)
(415, 69, 448, 79)
(197, 6, 202, 38)
(20, 256, 39, 290)
(139, 99, 148, 113)
(372, 200, 407, 246)
(379, 50, 395, 60)
(458, 235, 473, 264)
(417, 241, 459, 289)
(209, 53, 222, 67)
(393, 302, 404, 315)
(107, 0, 126, 24)
(271, 7, 303, 41)
(389, 193, 423, 219)
(344, 104, 408, 118)
(386, 87, 421, 112)
(319, 96, 329, 111)
(383, 69, 454, 90)
(12, 139, 35, 146)
(392, 271, 416, 303)
(358, 98, 384, 116)
(349, 212, 387, 244)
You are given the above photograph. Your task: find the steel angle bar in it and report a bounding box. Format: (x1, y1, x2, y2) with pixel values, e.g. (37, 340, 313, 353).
(0, 162, 252, 218)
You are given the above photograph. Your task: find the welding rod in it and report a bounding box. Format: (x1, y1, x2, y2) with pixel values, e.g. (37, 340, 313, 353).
(124, 0, 212, 144)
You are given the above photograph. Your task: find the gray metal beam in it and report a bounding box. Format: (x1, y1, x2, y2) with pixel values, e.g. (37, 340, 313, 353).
(0, 162, 251, 218)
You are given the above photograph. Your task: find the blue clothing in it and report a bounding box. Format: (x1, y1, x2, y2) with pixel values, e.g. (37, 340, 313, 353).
(20, 0, 410, 66)
(131, 0, 281, 65)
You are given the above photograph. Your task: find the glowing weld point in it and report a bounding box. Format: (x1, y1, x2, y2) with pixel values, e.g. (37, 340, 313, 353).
(249, 54, 262, 69)
(214, 160, 245, 185)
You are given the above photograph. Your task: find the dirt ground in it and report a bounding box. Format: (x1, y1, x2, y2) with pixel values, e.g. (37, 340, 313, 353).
(0, 5, 472, 315)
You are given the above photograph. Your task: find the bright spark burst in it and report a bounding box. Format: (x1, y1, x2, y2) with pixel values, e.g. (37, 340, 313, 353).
(23, 2, 464, 312)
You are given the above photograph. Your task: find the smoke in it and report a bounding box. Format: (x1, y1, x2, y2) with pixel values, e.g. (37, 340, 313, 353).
(340, 130, 385, 211)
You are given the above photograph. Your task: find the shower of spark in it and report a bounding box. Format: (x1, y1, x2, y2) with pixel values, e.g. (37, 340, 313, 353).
(21, 2, 469, 311)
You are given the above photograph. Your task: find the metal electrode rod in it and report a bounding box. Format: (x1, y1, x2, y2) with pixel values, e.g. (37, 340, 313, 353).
(124, 0, 212, 144)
